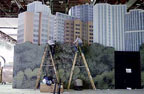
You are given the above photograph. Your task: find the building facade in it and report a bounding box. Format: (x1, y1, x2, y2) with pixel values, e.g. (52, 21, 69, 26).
(87, 22, 93, 44)
(17, 1, 51, 44)
(125, 31, 144, 51)
(53, 12, 75, 43)
(48, 14, 56, 40)
(70, 4, 93, 22)
(69, 4, 93, 44)
(74, 19, 83, 40)
(125, 9, 144, 51)
(64, 19, 92, 44)
(64, 19, 83, 44)
(93, 3, 126, 51)
(27, 1, 50, 13)
(64, 20, 74, 43)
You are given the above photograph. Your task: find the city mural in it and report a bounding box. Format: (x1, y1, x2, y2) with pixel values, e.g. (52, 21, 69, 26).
(13, 42, 114, 89)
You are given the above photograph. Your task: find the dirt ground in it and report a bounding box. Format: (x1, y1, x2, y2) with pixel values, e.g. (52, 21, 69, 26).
(0, 84, 144, 94)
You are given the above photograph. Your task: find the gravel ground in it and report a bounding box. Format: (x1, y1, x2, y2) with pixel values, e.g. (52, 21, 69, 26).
(0, 84, 144, 94)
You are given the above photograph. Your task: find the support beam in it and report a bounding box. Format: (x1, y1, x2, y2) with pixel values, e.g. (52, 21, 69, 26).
(14, 0, 24, 9)
(126, 0, 137, 9)
(93, 0, 97, 5)
(0, 7, 11, 17)
(0, 31, 17, 43)
(41, 0, 45, 4)
(0, 27, 17, 29)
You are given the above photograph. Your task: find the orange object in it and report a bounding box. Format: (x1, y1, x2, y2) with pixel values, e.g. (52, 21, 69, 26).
(40, 84, 63, 93)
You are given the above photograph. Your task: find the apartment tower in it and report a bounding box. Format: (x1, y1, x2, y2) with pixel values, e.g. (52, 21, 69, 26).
(17, 1, 51, 44)
(69, 4, 93, 44)
(93, 3, 126, 51)
(125, 9, 144, 51)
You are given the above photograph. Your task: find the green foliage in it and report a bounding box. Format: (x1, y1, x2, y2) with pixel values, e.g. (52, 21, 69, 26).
(48, 43, 114, 89)
(84, 43, 114, 75)
(13, 71, 24, 87)
(141, 71, 144, 88)
(139, 44, 144, 88)
(93, 70, 115, 89)
(140, 45, 144, 71)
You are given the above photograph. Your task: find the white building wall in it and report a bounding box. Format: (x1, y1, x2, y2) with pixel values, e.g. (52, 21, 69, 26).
(48, 14, 56, 40)
(27, 1, 50, 14)
(0, 40, 14, 65)
(17, 13, 25, 43)
(93, 3, 126, 51)
(41, 13, 49, 44)
(93, 5, 98, 43)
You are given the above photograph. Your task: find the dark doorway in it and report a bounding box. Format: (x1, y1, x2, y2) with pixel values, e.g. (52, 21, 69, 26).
(115, 51, 141, 89)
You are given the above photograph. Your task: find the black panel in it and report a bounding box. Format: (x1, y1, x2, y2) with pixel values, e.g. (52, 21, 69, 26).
(115, 51, 141, 89)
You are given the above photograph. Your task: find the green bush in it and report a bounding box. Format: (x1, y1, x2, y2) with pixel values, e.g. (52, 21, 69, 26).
(93, 70, 114, 89)
(46, 43, 114, 89)
(141, 71, 144, 88)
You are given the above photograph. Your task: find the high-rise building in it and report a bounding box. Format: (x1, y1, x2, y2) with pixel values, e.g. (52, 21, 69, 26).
(87, 22, 93, 44)
(125, 31, 144, 51)
(53, 12, 75, 43)
(17, 1, 51, 44)
(125, 9, 144, 51)
(64, 19, 93, 44)
(70, 4, 93, 22)
(64, 19, 83, 44)
(27, 1, 50, 13)
(93, 3, 126, 51)
(48, 14, 56, 40)
(74, 19, 83, 40)
(64, 20, 74, 43)
(69, 4, 93, 44)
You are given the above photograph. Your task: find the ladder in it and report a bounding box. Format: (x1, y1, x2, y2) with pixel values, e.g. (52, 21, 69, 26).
(67, 47, 96, 90)
(35, 44, 59, 89)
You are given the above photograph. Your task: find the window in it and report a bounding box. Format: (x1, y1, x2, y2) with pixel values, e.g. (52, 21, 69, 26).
(90, 37, 93, 39)
(76, 28, 80, 30)
(89, 29, 93, 32)
(89, 40, 93, 42)
(33, 39, 38, 42)
(75, 24, 80, 26)
(75, 32, 80, 34)
(90, 33, 93, 35)
(89, 25, 93, 28)
(33, 34, 38, 37)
